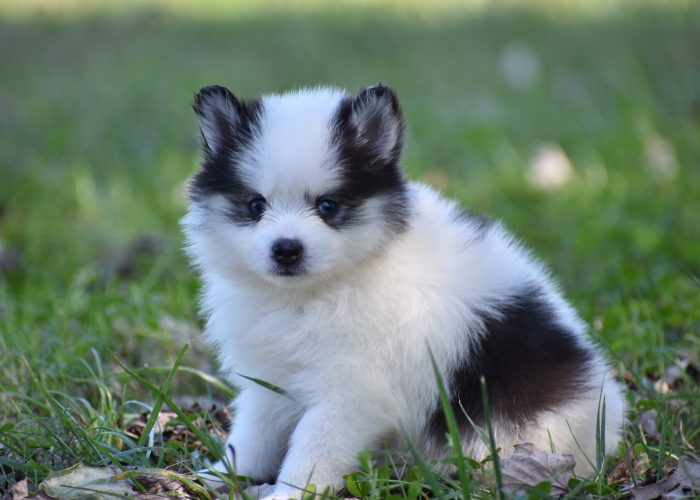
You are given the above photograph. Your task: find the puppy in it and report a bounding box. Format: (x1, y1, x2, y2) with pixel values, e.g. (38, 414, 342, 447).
(182, 84, 625, 498)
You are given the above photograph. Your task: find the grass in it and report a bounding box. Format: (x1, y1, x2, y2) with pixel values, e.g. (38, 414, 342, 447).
(1, 0, 699, 497)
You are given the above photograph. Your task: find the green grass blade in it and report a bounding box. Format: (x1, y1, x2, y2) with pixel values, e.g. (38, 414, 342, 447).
(480, 376, 505, 500)
(126, 365, 236, 398)
(22, 359, 97, 462)
(595, 392, 607, 481)
(566, 419, 597, 473)
(236, 373, 287, 396)
(135, 343, 189, 448)
(115, 468, 212, 499)
(114, 352, 223, 461)
(402, 429, 446, 498)
(427, 346, 472, 499)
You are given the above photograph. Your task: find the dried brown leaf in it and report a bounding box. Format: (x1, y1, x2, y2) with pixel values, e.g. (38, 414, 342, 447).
(38, 464, 132, 499)
(10, 478, 29, 499)
(115, 468, 211, 499)
(500, 443, 576, 495)
(639, 408, 660, 440)
(124, 404, 230, 454)
(608, 449, 652, 488)
(632, 454, 700, 500)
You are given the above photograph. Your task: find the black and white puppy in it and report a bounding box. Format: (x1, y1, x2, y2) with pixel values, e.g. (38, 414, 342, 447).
(182, 84, 625, 499)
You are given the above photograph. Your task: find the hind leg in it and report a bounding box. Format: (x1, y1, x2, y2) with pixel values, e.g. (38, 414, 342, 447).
(525, 376, 625, 476)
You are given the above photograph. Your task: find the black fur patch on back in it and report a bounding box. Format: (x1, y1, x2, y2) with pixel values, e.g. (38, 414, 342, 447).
(329, 89, 409, 233)
(428, 287, 595, 440)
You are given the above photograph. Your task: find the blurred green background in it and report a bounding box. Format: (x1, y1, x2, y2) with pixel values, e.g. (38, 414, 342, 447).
(0, 0, 699, 478)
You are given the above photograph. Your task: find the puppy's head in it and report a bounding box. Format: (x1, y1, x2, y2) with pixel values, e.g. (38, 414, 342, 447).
(183, 84, 409, 286)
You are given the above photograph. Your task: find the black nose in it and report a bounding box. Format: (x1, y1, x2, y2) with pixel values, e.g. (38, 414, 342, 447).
(271, 238, 304, 266)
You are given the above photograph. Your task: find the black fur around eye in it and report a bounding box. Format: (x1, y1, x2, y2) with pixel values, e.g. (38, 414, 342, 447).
(317, 198, 339, 217)
(248, 197, 267, 218)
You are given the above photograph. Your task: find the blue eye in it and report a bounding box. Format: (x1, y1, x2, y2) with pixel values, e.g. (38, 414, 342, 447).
(248, 197, 267, 217)
(317, 198, 338, 216)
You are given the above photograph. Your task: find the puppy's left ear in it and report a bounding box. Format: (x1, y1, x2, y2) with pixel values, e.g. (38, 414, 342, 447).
(349, 84, 404, 164)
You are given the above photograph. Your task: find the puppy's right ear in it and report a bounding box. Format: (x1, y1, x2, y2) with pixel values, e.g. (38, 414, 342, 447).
(193, 85, 242, 155)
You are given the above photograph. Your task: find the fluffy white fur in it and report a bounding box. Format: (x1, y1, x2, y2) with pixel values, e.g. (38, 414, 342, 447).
(182, 85, 625, 499)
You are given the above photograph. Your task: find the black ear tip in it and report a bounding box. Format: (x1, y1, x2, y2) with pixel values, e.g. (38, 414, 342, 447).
(198, 85, 232, 96)
(356, 83, 398, 102)
(358, 83, 387, 96)
(193, 85, 238, 114)
(371, 82, 388, 94)
(354, 83, 401, 118)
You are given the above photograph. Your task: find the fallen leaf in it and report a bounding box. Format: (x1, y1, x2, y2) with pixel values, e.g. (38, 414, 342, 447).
(500, 443, 576, 495)
(608, 449, 652, 489)
(639, 408, 660, 440)
(39, 464, 133, 499)
(663, 365, 684, 388)
(125, 410, 176, 438)
(653, 379, 672, 394)
(115, 468, 211, 499)
(632, 454, 700, 499)
(124, 403, 229, 454)
(10, 478, 29, 499)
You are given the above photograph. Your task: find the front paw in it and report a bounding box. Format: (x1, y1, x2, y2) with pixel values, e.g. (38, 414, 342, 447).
(197, 460, 231, 491)
(197, 459, 260, 493)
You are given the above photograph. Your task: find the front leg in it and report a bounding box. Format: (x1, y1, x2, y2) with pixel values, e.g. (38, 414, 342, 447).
(263, 399, 394, 499)
(201, 387, 300, 487)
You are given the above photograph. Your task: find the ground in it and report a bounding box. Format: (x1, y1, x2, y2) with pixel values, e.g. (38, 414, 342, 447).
(0, 1, 699, 498)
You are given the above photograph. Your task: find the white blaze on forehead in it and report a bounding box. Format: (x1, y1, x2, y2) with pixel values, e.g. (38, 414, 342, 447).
(238, 87, 347, 199)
